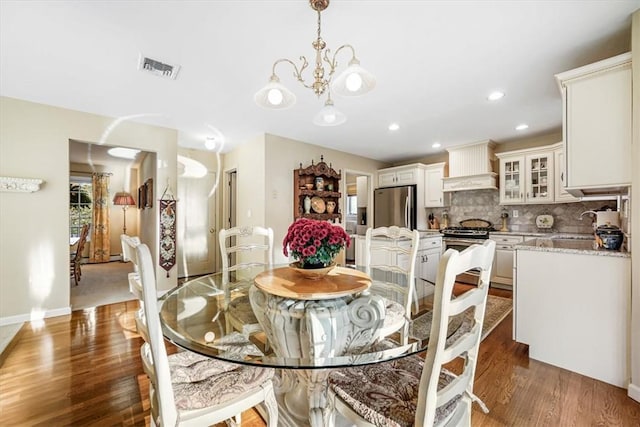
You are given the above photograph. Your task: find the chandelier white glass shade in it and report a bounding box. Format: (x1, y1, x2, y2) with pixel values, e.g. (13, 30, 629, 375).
(313, 95, 347, 126)
(254, 0, 375, 125)
(331, 58, 376, 96)
(253, 75, 296, 109)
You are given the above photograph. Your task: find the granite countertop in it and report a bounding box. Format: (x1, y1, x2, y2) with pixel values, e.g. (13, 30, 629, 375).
(515, 237, 630, 258)
(417, 230, 444, 238)
(355, 230, 443, 240)
(490, 230, 570, 238)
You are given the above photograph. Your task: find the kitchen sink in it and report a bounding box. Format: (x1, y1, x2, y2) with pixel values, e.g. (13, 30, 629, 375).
(533, 238, 597, 250)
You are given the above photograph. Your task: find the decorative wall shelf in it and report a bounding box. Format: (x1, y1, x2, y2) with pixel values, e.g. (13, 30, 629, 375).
(0, 176, 44, 193)
(293, 156, 342, 222)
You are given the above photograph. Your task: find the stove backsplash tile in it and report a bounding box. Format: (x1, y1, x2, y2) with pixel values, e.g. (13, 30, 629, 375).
(426, 189, 619, 234)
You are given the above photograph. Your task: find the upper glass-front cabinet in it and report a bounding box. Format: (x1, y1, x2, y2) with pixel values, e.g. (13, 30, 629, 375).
(526, 154, 553, 202)
(500, 157, 524, 204)
(498, 150, 554, 205)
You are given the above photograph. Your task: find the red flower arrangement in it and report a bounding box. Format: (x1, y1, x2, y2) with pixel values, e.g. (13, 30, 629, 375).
(283, 218, 351, 268)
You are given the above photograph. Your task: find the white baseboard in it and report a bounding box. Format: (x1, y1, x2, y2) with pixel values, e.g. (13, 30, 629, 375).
(628, 383, 640, 403)
(0, 306, 72, 326)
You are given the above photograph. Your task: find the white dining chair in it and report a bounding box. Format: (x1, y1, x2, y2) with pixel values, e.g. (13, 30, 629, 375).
(364, 226, 420, 346)
(134, 243, 278, 427)
(328, 240, 496, 427)
(120, 234, 142, 298)
(218, 226, 273, 348)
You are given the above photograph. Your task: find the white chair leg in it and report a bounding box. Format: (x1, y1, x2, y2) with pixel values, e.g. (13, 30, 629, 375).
(264, 386, 279, 427)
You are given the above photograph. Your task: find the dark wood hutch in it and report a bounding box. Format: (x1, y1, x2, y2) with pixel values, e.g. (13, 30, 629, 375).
(293, 156, 342, 222)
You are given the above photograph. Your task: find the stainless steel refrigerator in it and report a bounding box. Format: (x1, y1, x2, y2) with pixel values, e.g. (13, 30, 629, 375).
(373, 185, 416, 229)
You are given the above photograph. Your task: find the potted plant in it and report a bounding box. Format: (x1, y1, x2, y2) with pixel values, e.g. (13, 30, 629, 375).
(283, 218, 350, 279)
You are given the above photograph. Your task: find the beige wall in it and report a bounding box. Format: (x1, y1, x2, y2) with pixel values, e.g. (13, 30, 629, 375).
(629, 9, 639, 402)
(223, 134, 267, 229)
(0, 97, 178, 324)
(263, 133, 387, 264)
(220, 135, 267, 267)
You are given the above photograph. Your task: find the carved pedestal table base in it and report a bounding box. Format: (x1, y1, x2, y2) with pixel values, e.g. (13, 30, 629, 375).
(250, 268, 384, 427)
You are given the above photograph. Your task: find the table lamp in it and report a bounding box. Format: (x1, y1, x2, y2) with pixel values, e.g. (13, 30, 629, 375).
(113, 191, 136, 234)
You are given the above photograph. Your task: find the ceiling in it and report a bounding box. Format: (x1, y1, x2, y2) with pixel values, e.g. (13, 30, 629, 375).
(69, 140, 145, 168)
(1, 1, 638, 163)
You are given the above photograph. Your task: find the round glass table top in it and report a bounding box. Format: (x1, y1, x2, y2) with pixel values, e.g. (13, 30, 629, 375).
(159, 264, 436, 369)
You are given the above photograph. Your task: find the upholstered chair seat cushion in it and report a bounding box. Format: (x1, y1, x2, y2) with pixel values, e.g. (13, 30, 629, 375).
(328, 355, 461, 427)
(173, 364, 275, 410)
(168, 351, 240, 383)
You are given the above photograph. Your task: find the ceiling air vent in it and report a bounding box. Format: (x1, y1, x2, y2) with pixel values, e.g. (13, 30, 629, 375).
(138, 54, 180, 80)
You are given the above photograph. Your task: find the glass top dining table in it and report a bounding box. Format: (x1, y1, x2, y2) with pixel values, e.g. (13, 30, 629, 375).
(158, 264, 436, 370)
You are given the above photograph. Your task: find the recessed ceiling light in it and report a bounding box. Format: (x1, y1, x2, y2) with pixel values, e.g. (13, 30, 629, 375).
(388, 123, 400, 131)
(487, 91, 505, 101)
(107, 147, 140, 159)
(432, 142, 441, 148)
(516, 124, 529, 131)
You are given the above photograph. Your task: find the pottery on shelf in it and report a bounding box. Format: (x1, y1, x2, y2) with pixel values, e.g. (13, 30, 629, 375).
(289, 261, 336, 280)
(304, 195, 311, 214)
(326, 200, 336, 214)
(314, 176, 325, 191)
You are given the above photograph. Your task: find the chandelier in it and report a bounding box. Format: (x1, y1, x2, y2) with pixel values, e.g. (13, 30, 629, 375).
(254, 0, 376, 126)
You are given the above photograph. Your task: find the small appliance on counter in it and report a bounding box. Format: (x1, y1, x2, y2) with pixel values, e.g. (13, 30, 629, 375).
(500, 208, 509, 232)
(595, 225, 624, 250)
(595, 209, 620, 228)
(535, 214, 554, 229)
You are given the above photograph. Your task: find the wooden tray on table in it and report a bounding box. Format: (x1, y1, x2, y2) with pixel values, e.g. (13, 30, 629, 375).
(254, 266, 371, 300)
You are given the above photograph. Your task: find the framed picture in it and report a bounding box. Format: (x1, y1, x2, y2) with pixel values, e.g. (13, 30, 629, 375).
(138, 185, 146, 209)
(144, 178, 154, 208)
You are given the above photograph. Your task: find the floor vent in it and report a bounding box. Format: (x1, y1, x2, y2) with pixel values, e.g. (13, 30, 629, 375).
(138, 54, 180, 80)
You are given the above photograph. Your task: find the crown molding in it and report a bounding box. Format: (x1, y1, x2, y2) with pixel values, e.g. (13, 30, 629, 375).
(0, 176, 44, 193)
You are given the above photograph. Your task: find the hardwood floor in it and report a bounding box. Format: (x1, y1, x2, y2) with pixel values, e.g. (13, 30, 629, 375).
(1, 290, 638, 426)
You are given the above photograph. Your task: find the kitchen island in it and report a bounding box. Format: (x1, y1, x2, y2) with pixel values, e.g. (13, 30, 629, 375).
(514, 237, 631, 387)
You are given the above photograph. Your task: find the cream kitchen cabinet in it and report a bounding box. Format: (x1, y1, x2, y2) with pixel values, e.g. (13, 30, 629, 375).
(555, 52, 631, 196)
(377, 164, 424, 188)
(552, 143, 579, 202)
(424, 162, 450, 207)
(415, 236, 442, 302)
(515, 246, 630, 387)
(497, 148, 554, 205)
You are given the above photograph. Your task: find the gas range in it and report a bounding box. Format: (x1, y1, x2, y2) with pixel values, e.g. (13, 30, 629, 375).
(441, 227, 492, 239)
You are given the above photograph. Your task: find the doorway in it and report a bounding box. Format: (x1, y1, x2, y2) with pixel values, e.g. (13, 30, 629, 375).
(224, 169, 238, 267)
(69, 140, 147, 310)
(343, 170, 372, 266)
(177, 151, 219, 278)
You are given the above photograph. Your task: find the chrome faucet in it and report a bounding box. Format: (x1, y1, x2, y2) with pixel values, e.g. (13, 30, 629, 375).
(579, 210, 597, 231)
(579, 210, 597, 220)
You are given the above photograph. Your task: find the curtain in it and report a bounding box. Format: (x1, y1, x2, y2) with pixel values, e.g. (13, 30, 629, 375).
(89, 173, 111, 263)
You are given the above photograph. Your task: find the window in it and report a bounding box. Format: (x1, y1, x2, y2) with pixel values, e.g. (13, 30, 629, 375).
(346, 195, 357, 216)
(70, 178, 92, 238)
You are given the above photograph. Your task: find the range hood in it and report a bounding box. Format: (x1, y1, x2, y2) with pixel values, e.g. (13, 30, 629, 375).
(443, 140, 498, 192)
